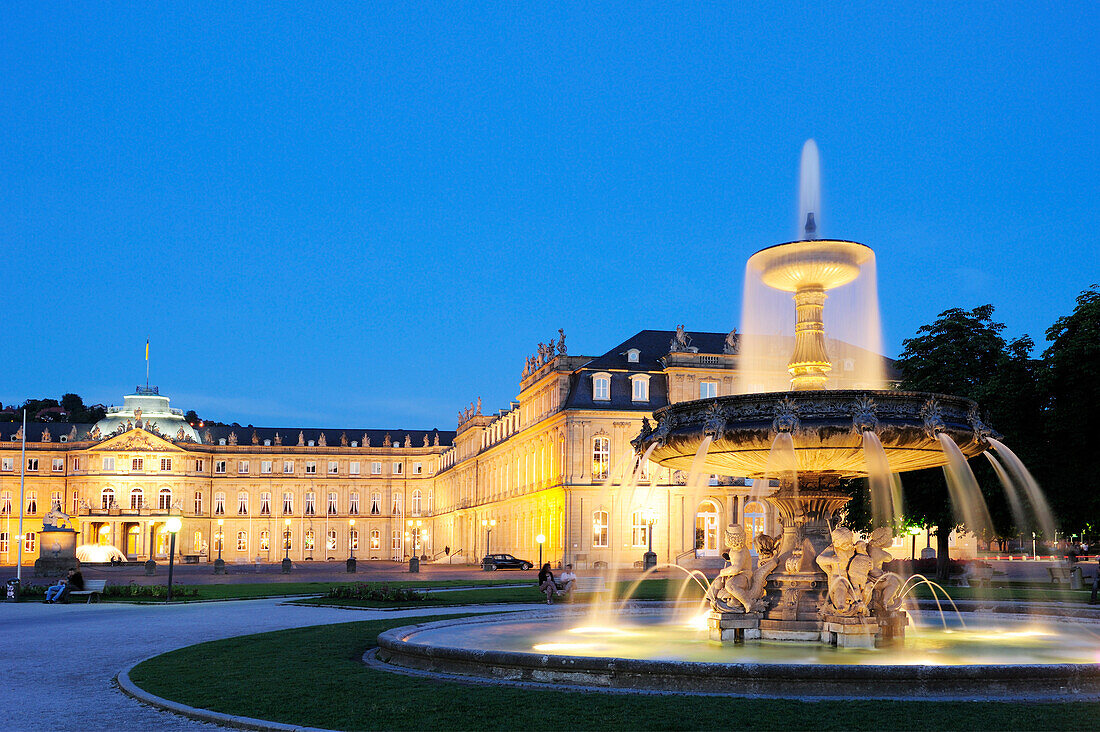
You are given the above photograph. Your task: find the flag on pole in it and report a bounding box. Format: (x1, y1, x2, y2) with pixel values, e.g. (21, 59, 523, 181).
(146, 339, 149, 361)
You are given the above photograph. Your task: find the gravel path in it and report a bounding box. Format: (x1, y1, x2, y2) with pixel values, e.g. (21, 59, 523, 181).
(0, 597, 538, 731)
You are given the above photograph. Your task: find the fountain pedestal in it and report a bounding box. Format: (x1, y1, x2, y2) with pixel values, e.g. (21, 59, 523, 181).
(821, 615, 880, 648)
(707, 611, 761, 642)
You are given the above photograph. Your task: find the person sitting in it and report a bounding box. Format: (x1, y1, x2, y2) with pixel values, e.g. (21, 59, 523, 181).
(558, 564, 577, 602)
(537, 563, 556, 604)
(45, 568, 83, 604)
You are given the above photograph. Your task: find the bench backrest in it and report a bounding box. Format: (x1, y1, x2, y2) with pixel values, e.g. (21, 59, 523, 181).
(78, 580, 107, 592)
(574, 576, 606, 591)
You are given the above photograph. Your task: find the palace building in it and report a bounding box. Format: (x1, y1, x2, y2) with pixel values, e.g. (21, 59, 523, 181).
(1, 327, 953, 571)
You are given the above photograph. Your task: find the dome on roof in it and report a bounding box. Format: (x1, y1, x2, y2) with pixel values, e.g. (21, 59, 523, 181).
(92, 387, 202, 443)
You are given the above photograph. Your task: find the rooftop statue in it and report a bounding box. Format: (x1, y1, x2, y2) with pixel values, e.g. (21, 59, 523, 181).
(723, 328, 739, 355)
(670, 324, 692, 352)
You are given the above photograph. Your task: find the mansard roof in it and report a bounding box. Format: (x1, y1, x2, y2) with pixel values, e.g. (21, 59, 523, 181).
(579, 329, 729, 372)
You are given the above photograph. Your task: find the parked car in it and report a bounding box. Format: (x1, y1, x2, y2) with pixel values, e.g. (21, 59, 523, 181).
(481, 553, 533, 570)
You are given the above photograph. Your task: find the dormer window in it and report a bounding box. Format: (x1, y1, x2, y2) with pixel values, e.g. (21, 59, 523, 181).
(626, 348, 640, 363)
(630, 374, 650, 402)
(592, 373, 611, 401)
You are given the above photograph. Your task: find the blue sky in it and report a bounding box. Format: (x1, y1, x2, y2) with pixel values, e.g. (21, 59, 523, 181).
(3, 4, 1097, 428)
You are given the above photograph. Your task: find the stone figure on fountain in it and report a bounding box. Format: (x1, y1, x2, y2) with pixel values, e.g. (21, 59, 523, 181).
(864, 527, 904, 615)
(706, 525, 779, 614)
(816, 525, 904, 619)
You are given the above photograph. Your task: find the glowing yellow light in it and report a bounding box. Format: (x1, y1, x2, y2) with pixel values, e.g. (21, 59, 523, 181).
(217, 518, 224, 527)
(284, 518, 291, 527)
(166, 517, 182, 533)
(536, 533, 546, 544)
(349, 518, 355, 526)
(687, 612, 711, 631)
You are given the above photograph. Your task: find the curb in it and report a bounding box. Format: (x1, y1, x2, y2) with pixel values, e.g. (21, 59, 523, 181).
(117, 658, 336, 732)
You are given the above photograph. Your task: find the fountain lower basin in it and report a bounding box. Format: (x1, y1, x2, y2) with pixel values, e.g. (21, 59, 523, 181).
(375, 609, 1100, 700)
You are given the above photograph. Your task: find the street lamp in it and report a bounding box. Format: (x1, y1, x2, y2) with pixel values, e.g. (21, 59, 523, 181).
(536, 533, 546, 568)
(643, 507, 657, 570)
(165, 516, 182, 603)
(347, 518, 356, 573)
(282, 518, 292, 573)
(1032, 531, 1037, 558)
(909, 524, 922, 561)
(481, 518, 496, 559)
(214, 517, 225, 574)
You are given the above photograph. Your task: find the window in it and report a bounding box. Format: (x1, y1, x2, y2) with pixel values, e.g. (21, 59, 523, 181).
(631, 511, 648, 547)
(371, 462, 381, 475)
(593, 510, 609, 548)
(195, 459, 204, 472)
(305, 462, 317, 474)
(51, 491, 62, 510)
(72, 457, 80, 471)
(413, 462, 423, 475)
(260, 492, 271, 515)
(72, 493, 81, 513)
(699, 381, 718, 399)
(626, 348, 640, 363)
(261, 461, 272, 474)
(370, 529, 381, 551)
(160, 457, 172, 471)
(27, 491, 38, 514)
(260, 531, 270, 551)
(213, 532, 224, 553)
(27, 458, 39, 471)
(237, 491, 249, 515)
(215, 461, 226, 474)
(393, 462, 403, 475)
(411, 489, 422, 516)
(349, 461, 361, 475)
(24, 532, 36, 553)
(194, 491, 203, 514)
(130, 488, 144, 510)
(349, 492, 360, 515)
(327, 492, 338, 515)
(592, 373, 611, 401)
(214, 492, 226, 515)
(0, 532, 8, 553)
(282, 492, 293, 514)
(284, 528, 293, 551)
(305, 492, 316, 515)
(52, 458, 64, 472)
(238, 460, 249, 474)
(1, 458, 11, 471)
(391, 530, 402, 560)
(326, 529, 337, 552)
(328, 461, 339, 474)
(158, 487, 172, 510)
(283, 460, 294, 474)
(427, 489, 433, 514)
(237, 531, 248, 552)
(630, 375, 650, 402)
(592, 436, 610, 480)
(391, 493, 402, 516)
(743, 501, 767, 546)
(101, 487, 115, 510)
(193, 530, 202, 552)
(370, 492, 381, 515)
(304, 529, 315, 551)
(131, 457, 142, 471)
(103, 456, 115, 471)
(349, 529, 359, 551)
(1, 491, 11, 514)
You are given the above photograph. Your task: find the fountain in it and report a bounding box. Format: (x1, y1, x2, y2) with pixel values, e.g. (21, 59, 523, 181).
(375, 142, 1100, 698)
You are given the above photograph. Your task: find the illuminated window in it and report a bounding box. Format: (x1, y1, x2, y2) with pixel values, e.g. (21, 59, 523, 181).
(213, 533, 223, 552)
(128, 488, 142, 510)
(370, 492, 381, 515)
(327, 492, 338, 515)
(370, 529, 381, 551)
(699, 382, 718, 399)
(328, 461, 339, 474)
(237, 492, 249, 515)
(631, 376, 649, 401)
(282, 492, 293, 514)
(592, 373, 611, 401)
(158, 488, 172, 510)
(160, 458, 172, 471)
(103, 456, 116, 471)
(304, 529, 315, 551)
(633, 454, 650, 481)
(743, 501, 766, 545)
(101, 487, 115, 510)
(411, 489, 422, 516)
(237, 531, 248, 552)
(592, 436, 610, 480)
(349, 529, 359, 551)
(1, 532, 10, 553)
(131, 457, 142, 471)
(24, 532, 36, 553)
(631, 511, 648, 547)
(592, 510, 609, 548)
(260, 530, 270, 551)
(327, 529, 337, 551)
(193, 530, 202, 552)
(260, 492, 271, 515)
(214, 492, 225, 515)
(305, 492, 316, 515)
(348, 492, 359, 515)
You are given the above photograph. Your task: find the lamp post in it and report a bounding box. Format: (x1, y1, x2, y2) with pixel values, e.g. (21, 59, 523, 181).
(282, 518, 292, 573)
(165, 516, 181, 603)
(643, 508, 657, 570)
(347, 518, 356, 573)
(907, 525, 922, 561)
(536, 533, 545, 568)
(481, 518, 496, 559)
(1032, 531, 1037, 558)
(213, 518, 225, 574)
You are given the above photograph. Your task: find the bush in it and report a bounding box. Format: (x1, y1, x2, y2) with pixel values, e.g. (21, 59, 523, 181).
(104, 582, 199, 599)
(326, 583, 425, 602)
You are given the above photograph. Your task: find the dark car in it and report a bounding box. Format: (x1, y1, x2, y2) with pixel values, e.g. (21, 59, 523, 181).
(481, 553, 533, 570)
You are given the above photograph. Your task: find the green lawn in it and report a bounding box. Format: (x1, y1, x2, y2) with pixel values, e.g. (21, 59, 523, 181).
(127, 617, 1099, 731)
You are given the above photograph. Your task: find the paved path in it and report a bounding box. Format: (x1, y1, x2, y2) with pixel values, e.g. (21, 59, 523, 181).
(0, 597, 543, 731)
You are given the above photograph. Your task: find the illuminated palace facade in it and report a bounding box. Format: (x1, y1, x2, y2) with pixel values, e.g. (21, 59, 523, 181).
(2, 328, 942, 569)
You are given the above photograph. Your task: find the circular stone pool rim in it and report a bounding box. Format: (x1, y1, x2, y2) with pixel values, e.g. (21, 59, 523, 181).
(375, 610, 1100, 700)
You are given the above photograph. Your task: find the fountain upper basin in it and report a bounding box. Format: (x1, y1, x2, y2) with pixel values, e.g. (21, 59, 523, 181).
(636, 390, 989, 479)
(749, 239, 874, 291)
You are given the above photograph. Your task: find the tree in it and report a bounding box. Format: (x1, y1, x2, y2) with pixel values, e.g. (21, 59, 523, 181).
(1041, 285, 1100, 532)
(893, 305, 1042, 580)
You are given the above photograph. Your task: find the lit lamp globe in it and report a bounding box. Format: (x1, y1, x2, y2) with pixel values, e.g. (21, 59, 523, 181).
(536, 533, 546, 568)
(908, 524, 922, 561)
(281, 518, 293, 574)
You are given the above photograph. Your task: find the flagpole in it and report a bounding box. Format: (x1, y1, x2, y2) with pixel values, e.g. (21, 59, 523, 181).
(17, 409, 26, 582)
(146, 339, 150, 389)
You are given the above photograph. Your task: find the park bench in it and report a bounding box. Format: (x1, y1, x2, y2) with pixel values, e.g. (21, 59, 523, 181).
(967, 565, 995, 588)
(232, 559, 259, 573)
(1048, 566, 1072, 584)
(183, 554, 200, 564)
(67, 579, 107, 604)
(551, 576, 607, 599)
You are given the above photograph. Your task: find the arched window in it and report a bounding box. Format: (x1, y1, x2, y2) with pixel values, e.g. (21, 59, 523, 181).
(411, 489, 422, 516)
(349, 529, 359, 551)
(695, 499, 721, 556)
(327, 492, 338, 515)
(260, 530, 270, 552)
(592, 373, 611, 401)
(193, 530, 202, 552)
(304, 528, 315, 551)
(236, 530, 248, 552)
(592, 436, 610, 480)
(370, 529, 381, 550)
(129, 487, 144, 510)
(370, 492, 381, 515)
(158, 487, 172, 511)
(391, 530, 402, 560)
(392, 493, 402, 516)
(237, 491, 249, 515)
(631, 511, 648, 547)
(24, 532, 36, 553)
(427, 490, 433, 513)
(630, 374, 650, 402)
(743, 501, 767, 547)
(592, 510, 609, 548)
(327, 529, 338, 552)
(101, 487, 115, 510)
